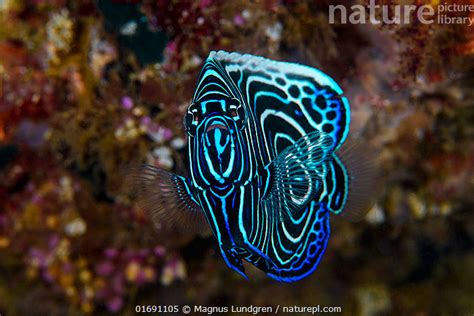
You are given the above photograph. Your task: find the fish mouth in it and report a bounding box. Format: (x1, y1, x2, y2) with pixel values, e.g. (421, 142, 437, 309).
(206, 122, 228, 133)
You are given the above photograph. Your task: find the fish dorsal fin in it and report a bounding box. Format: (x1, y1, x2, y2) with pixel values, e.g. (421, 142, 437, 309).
(262, 130, 334, 221)
(131, 165, 208, 233)
(209, 50, 350, 155)
(210, 51, 344, 95)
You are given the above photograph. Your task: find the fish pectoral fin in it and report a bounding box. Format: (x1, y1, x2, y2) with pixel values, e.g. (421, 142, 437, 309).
(262, 130, 334, 221)
(220, 246, 248, 280)
(130, 164, 208, 234)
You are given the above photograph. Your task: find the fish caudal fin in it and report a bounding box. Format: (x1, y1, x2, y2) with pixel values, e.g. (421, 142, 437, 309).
(130, 164, 209, 233)
(262, 130, 334, 222)
(327, 137, 381, 221)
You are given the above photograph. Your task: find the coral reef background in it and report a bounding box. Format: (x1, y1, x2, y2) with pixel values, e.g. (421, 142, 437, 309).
(0, 0, 473, 315)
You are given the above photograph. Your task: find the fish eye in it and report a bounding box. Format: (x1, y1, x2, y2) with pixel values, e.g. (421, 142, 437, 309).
(228, 98, 240, 107)
(186, 109, 201, 124)
(229, 108, 238, 117)
(227, 98, 242, 118)
(184, 105, 202, 137)
(225, 98, 247, 130)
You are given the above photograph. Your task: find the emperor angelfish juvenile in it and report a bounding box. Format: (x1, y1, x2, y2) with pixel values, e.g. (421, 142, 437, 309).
(136, 51, 372, 282)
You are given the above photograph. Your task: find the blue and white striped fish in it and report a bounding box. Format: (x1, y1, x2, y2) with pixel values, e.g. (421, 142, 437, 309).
(137, 51, 370, 282)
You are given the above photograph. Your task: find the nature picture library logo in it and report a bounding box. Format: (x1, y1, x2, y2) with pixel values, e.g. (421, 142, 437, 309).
(329, 1, 474, 26)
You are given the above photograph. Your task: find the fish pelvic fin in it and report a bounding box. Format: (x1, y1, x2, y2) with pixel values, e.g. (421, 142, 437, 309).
(262, 130, 334, 222)
(220, 245, 248, 280)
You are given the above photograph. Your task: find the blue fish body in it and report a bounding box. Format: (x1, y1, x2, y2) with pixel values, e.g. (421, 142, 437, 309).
(138, 51, 351, 282)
